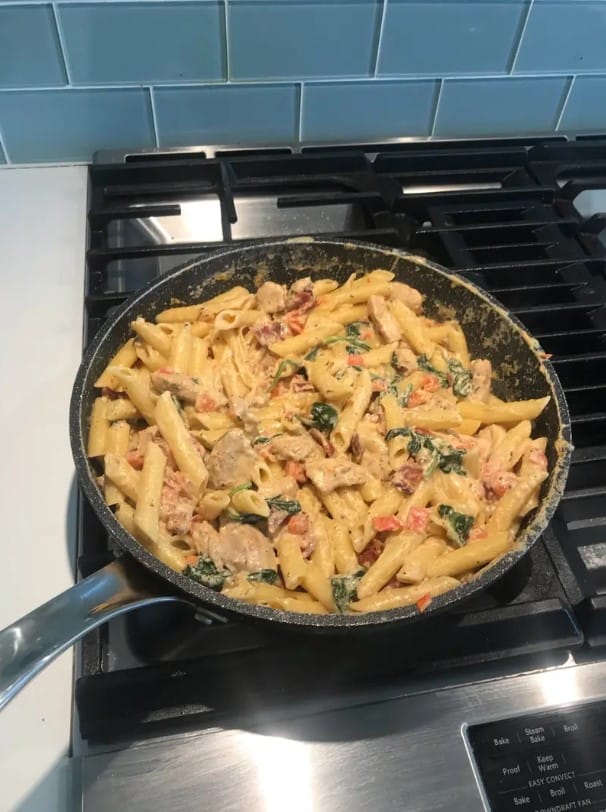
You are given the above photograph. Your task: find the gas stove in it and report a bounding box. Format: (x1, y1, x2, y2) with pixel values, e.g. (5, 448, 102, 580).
(76, 137, 606, 812)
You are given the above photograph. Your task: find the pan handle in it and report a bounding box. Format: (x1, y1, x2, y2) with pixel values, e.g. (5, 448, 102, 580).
(0, 558, 182, 710)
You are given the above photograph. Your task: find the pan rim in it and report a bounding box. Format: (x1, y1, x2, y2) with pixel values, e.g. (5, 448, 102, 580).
(70, 237, 573, 629)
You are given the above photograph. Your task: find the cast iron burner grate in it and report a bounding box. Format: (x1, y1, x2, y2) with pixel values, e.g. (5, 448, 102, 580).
(77, 136, 606, 742)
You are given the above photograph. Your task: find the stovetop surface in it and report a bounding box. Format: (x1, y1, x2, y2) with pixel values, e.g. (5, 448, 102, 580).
(78, 136, 606, 748)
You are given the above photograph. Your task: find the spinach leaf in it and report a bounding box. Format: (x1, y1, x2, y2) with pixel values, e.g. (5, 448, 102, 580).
(247, 569, 279, 585)
(345, 321, 370, 338)
(300, 402, 339, 433)
(447, 359, 473, 398)
(266, 497, 301, 515)
(324, 335, 370, 353)
(269, 358, 300, 391)
(228, 481, 253, 496)
(438, 504, 474, 547)
(417, 354, 450, 388)
(304, 346, 320, 361)
(331, 571, 365, 613)
(183, 556, 229, 590)
(252, 434, 282, 446)
(384, 427, 466, 477)
(224, 508, 264, 524)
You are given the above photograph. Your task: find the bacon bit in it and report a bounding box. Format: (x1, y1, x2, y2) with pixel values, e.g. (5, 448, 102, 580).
(285, 460, 307, 484)
(284, 311, 306, 335)
(416, 593, 432, 613)
(392, 463, 423, 494)
(195, 393, 217, 412)
(407, 389, 430, 408)
(286, 287, 315, 314)
(309, 428, 336, 457)
(290, 374, 315, 393)
(288, 513, 310, 535)
(372, 515, 405, 533)
(252, 322, 288, 347)
(405, 507, 430, 533)
(350, 433, 363, 462)
(371, 378, 387, 393)
(358, 537, 385, 568)
(469, 527, 488, 542)
(270, 380, 290, 399)
(421, 373, 440, 393)
(348, 354, 365, 367)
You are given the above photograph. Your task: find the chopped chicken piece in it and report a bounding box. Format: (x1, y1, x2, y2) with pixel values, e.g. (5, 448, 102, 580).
(126, 427, 174, 470)
(215, 523, 277, 573)
(151, 370, 200, 402)
(256, 281, 287, 314)
(391, 346, 418, 375)
(470, 359, 492, 402)
(206, 429, 256, 489)
(390, 282, 423, 313)
(391, 462, 423, 494)
(251, 321, 288, 346)
(290, 374, 315, 393)
(304, 456, 366, 493)
(368, 295, 402, 343)
(190, 519, 221, 556)
(160, 469, 198, 535)
(270, 433, 321, 461)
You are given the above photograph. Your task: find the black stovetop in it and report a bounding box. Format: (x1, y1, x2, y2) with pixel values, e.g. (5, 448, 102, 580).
(77, 136, 606, 743)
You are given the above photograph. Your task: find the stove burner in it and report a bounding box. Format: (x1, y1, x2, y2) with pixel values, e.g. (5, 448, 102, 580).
(78, 136, 606, 743)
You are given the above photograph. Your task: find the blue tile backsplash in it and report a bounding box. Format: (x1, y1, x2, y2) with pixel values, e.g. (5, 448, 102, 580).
(1, 0, 606, 163)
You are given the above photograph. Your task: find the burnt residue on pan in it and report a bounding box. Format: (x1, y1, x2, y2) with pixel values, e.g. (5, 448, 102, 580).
(70, 238, 572, 631)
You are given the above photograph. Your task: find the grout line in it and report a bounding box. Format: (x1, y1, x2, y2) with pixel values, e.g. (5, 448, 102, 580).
(555, 75, 576, 131)
(0, 72, 606, 95)
(372, 0, 388, 78)
(223, 0, 231, 82)
(0, 123, 11, 164)
(509, 0, 534, 74)
(297, 83, 304, 144)
(429, 78, 444, 137)
(51, 2, 72, 85)
(149, 87, 160, 148)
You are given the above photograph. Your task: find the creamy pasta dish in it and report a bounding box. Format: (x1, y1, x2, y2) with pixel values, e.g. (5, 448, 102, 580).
(88, 270, 550, 615)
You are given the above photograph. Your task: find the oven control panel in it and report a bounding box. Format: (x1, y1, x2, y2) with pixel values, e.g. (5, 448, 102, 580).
(467, 701, 606, 812)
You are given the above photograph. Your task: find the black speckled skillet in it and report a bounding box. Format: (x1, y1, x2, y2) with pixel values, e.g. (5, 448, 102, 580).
(0, 239, 572, 708)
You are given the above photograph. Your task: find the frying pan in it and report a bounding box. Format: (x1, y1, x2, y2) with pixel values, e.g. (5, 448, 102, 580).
(0, 238, 572, 709)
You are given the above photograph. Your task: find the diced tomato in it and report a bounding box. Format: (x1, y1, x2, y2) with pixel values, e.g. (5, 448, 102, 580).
(407, 389, 429, 408)
(469, 527, 488, 542)
(125, 450, 144, 470)
(285, 460, 307, 484)
(195, 393, 217, 412)
(361, 329, 373, 341)
(347, 354, 365, 367)
(157, 367, 174, 375)
(184, 554, 198, 566)
(288, 513, 310, 534)
(421, 373, 440, 393)
(416, 593, 432, 613)
(405, 507, 430, 533)
(284, 312, 306, 335)
(372, 515, 404, 533)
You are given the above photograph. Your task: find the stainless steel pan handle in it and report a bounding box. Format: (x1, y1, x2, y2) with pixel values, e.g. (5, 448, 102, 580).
(0, 558, 180, 710)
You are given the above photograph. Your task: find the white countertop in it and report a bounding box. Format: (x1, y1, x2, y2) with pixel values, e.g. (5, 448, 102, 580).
(0, 165, 87, 812)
